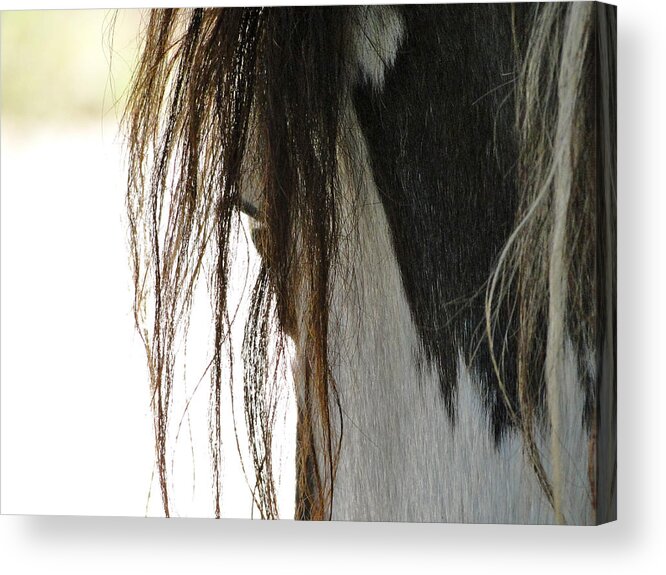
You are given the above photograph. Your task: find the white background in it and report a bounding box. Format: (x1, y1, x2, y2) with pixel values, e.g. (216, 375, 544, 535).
(0, 7, 296, 520)
(1, 0, 664, 573)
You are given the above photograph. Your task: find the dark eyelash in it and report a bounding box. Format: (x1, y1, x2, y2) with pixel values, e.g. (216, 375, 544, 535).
(239, 199, 261, 220)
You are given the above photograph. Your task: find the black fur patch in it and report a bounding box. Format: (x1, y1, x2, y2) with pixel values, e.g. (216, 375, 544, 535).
(353, 4, 533, 440)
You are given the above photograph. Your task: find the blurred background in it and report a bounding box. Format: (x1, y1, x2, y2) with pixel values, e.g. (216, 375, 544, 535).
(1, 9, 295, 519)
(2, 10, 139, 123)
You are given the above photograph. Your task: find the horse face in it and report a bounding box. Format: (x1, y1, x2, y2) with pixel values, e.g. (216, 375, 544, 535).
(127, 4, 615, 523)
(237, 4, 611, 523)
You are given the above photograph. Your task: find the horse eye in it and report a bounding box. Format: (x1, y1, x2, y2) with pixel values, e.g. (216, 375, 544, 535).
(239, 198, 267, 259)
(249, 222, 268, 261)
(239, 199, 261, 220)
(246, 217, 297, 337)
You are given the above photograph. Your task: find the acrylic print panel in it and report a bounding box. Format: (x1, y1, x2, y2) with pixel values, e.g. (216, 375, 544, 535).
(0, 3, 616, 525)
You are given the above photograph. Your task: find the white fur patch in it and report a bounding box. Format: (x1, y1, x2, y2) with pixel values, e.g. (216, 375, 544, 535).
(350, 6, 405, 89)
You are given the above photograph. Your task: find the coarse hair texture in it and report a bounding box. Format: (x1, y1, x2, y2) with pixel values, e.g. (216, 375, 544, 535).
(486, 2, 616, 523)
(125, 4, 616, 521)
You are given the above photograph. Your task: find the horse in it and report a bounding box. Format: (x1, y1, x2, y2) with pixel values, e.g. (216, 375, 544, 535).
(125, 3, 616, 524)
